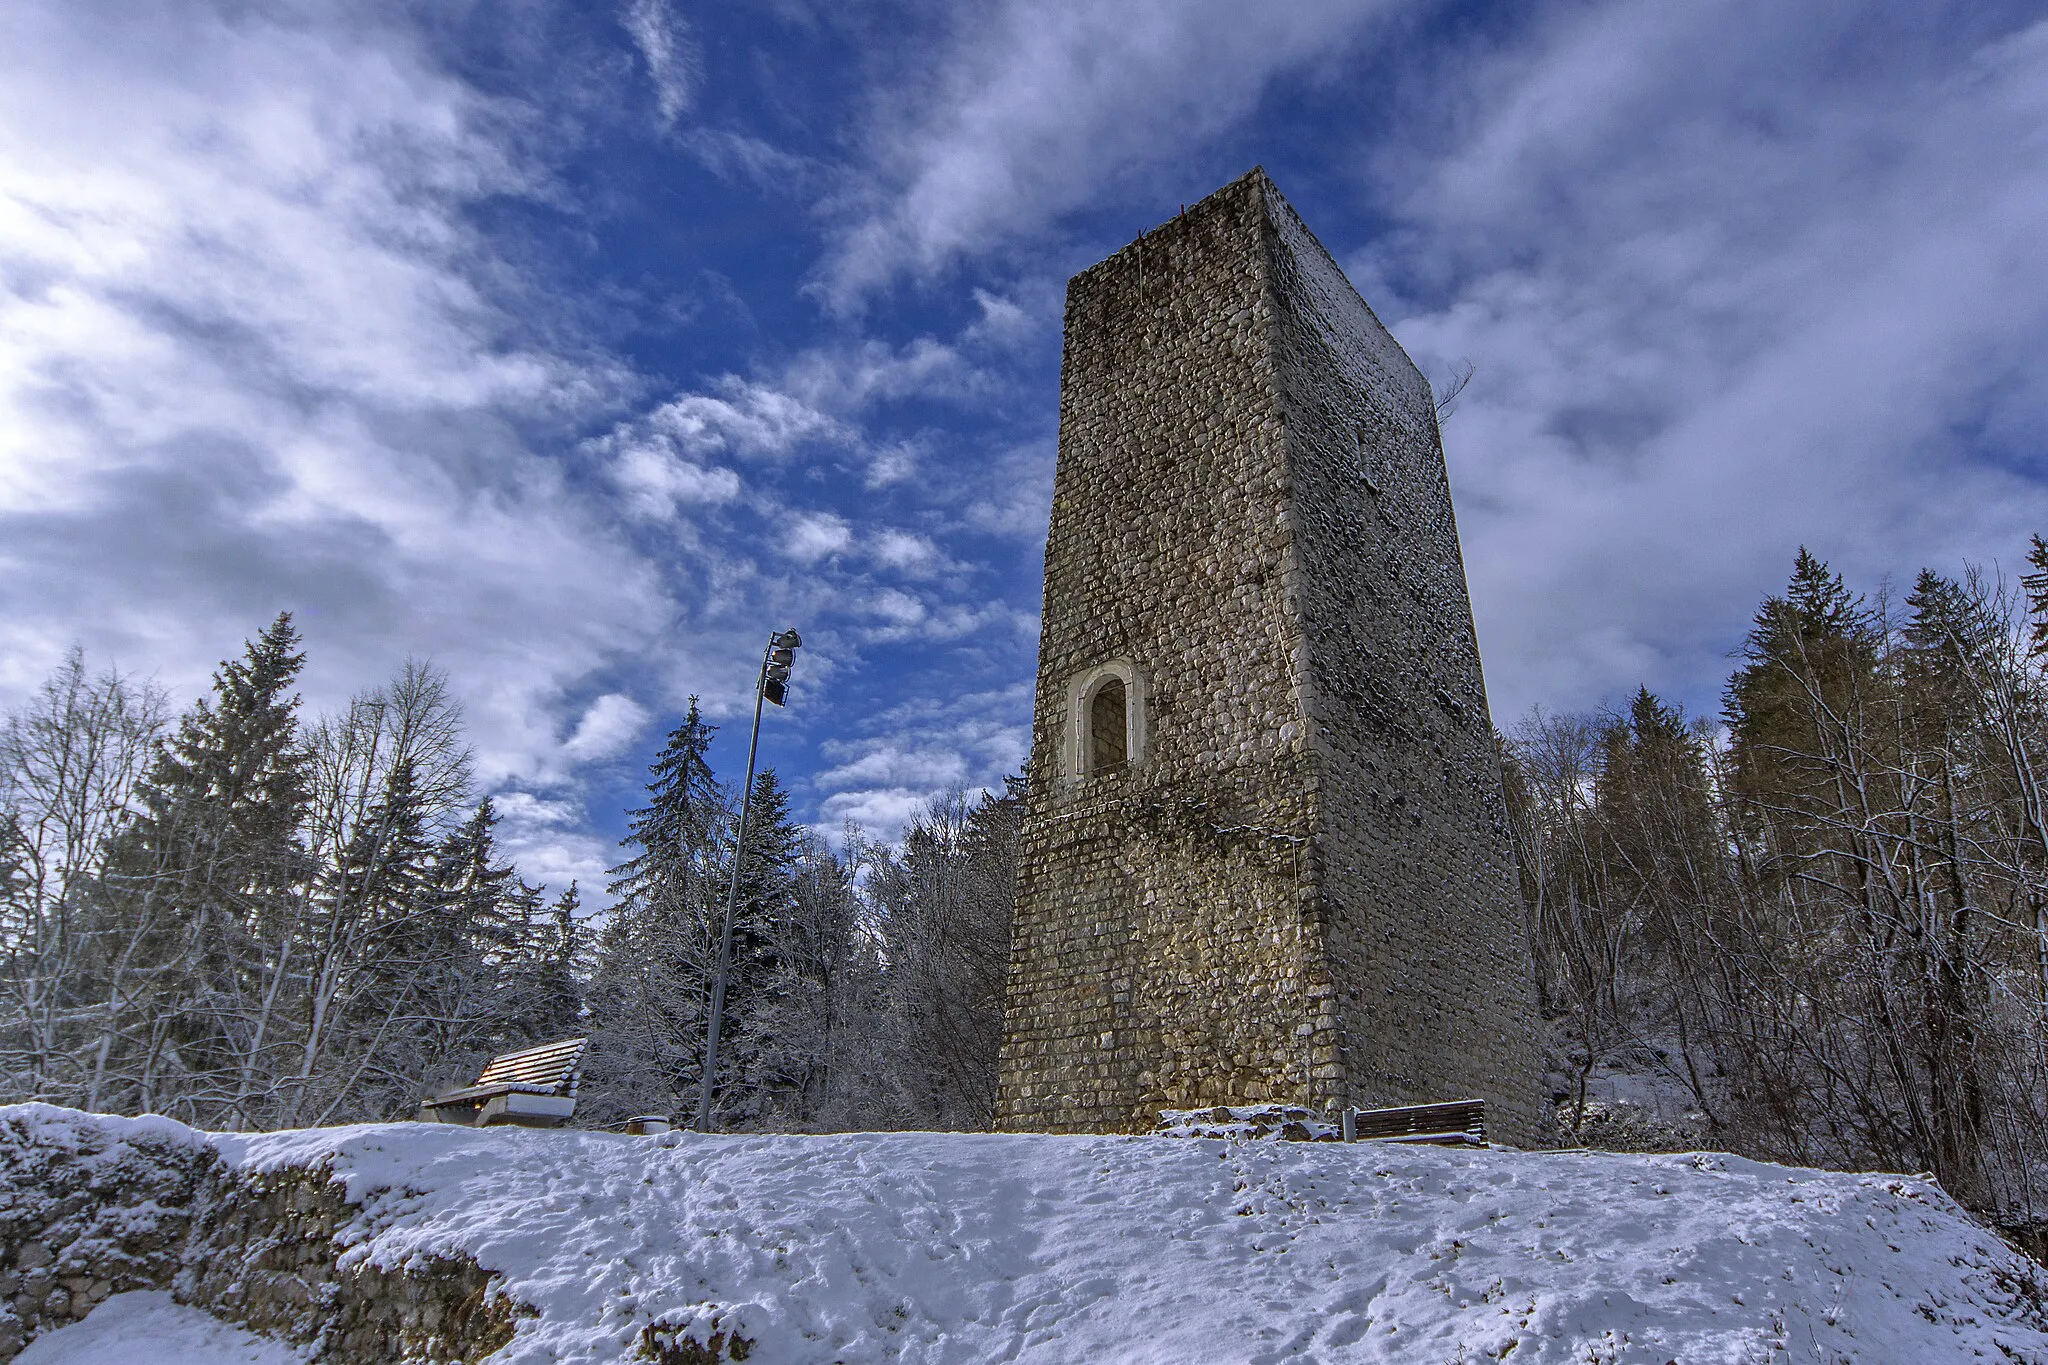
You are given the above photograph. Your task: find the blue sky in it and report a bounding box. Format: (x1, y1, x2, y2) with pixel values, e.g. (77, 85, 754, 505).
(5, 0, 2047, 900)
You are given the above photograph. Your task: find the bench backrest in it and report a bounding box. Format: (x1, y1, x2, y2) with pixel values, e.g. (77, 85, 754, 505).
(1349, 1099, 1486, 1143)
(473, 1037, 587, 1095)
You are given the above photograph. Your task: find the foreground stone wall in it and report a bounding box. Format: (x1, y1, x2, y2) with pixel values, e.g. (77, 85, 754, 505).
(0, 1108, 212, 1355)
(997, 170, 1544, 1141)
(0, 1106, 518, 1362)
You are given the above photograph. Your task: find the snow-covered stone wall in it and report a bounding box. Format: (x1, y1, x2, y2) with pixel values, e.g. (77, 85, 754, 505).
(0, 1106, 517, 1362)
(0, 1107, 213, 1354)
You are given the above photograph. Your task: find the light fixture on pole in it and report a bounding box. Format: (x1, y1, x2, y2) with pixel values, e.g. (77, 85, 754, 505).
(694, 627, 802, 1133)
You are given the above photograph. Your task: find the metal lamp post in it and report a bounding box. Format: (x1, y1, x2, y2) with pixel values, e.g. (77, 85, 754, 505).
(694, 628, 801, 1133)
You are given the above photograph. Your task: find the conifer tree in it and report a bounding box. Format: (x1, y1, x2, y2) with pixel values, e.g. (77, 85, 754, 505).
(123, 613, 313, 913)
(409, 797, 518, 1078)
(713, 768, 802, 1124)
(609, 700, 722, 924)
(104, 613, 313, 1116)
(1723, 548, 1878, 874)
(582, 702, 729, 1126)
(429, 798, 517, 941)
(518, 882, 586, 1042)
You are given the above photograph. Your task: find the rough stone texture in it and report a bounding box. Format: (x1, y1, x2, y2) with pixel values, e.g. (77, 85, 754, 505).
(0, 1106, 519, 1362)
(995, 169, 1545, 1143)
(183, 1166, 519, 1363)
(0, 1109, 212, 1358)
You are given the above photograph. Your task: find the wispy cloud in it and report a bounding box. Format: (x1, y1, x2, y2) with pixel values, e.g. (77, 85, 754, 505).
(817, 0, 1402, 305)
(0, 0, 672, 898)
(623, 0, 701, 128)
(1364, 3, 2048, 715)
(562, 692, 652, 763)
(781, 512, 854, 564)
(813, 684, 1031, 842)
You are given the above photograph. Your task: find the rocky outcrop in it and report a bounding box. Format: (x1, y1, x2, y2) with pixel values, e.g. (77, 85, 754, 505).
(0, 1106, 212, 1356)
(0, 1105, 521, 1362)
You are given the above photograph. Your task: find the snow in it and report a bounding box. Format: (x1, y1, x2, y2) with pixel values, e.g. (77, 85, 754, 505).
(16, 1292, 302, 1364)
(207, 1122, 2048, 1364)
(1, 1102, 204, 1162)
(10, 1104, 2046, 1362)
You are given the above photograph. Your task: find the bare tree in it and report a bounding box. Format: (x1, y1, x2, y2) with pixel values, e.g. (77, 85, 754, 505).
(0, 650, 168, 1104)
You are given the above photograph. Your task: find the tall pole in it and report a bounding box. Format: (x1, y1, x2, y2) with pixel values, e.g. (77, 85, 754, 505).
(695, 650, 770, 1133)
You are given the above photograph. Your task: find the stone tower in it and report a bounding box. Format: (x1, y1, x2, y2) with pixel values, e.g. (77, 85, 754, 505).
(995, 169, 1544, 1143)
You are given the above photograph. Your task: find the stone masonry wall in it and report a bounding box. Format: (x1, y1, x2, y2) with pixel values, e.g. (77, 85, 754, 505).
(1262, 185, 1546, 1144)
(0, 1106, 519, 1362)
(996, 170, 1545, 1142)
(996, 175, 1329, 1134)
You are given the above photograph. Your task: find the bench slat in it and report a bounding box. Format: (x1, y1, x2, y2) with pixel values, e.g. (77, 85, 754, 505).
(424, 1038, 588, 1112)
(473, 1038, 586, 1088)
(1346, 1099, 1486, 1146)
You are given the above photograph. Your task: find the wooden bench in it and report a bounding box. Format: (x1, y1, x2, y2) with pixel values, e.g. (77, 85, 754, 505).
(416, 1037, 587, 1128)
(1341, 1099, 1486, 1146)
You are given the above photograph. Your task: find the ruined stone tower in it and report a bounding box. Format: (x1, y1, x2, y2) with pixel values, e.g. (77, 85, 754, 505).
(994, 169, 1544, 1143)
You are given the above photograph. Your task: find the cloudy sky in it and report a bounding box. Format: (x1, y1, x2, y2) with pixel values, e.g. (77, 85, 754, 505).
(5, 0, 2046, 899)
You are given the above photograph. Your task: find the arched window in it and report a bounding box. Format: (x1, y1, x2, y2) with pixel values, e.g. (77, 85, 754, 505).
(1089, 678, 1128, 774)
(1065, 660, 1145, 782)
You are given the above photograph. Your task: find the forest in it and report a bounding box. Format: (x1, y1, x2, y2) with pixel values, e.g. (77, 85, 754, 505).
(1508, 542, 2048, 1223)
(0, 616, 1017, 1135)
(7, 539, 2048, 1225)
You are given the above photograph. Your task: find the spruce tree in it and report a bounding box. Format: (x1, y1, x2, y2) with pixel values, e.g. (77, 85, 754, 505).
(716, 768, 802, 1123)
(583, 702, 729, 1127)
(121, 612, 312, 924)
(411, 796, 517, 1076)
(1723, 548, 1877, 869)
(104, 613, 313, 1118)
(522, 882, 586, 1042)
(608, 700, 722, 924)
(428, 798, 517, 939)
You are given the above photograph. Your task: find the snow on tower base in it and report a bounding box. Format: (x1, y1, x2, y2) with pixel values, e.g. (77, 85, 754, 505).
(999, 168, 1545, 1140)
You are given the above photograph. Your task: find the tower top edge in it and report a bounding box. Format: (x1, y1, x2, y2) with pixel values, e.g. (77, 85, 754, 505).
(1064, 169, 1386, 326)
(1069, 167, 1273, 286)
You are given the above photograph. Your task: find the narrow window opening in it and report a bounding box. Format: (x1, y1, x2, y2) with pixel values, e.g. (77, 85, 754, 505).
(1089, 679, 1129, 774)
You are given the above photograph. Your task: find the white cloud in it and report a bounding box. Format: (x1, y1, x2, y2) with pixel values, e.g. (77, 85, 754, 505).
(648, 376, 849, 460)
(962, 440, 1057, 540)
(608, 437, 742, 520)
(864, 588, 928, 628)
(782, 512, 854, 563)
(0, 1, 665, 798)
(864, 442, 920, 489)
(562, 692, 651, 762)
(623, 0, 700, 128)
(1364, 5, 2048, 716)
(816, 787, 934, 846)
(812, 686, 1031, 843)
(492, 789, 613, 899)
(962, 288, 1038, 351)
(869, 529, 939, 573)
(780, 336, 981, 410)
(818, 0, 1401, 304)
(818, 744, 969, 792)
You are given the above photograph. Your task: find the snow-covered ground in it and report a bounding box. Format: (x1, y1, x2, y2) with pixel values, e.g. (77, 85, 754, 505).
(24, 1113, 2048, 1363)
(17, 1291, 300, 1364)
(230, 1123, 2048, 1363)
